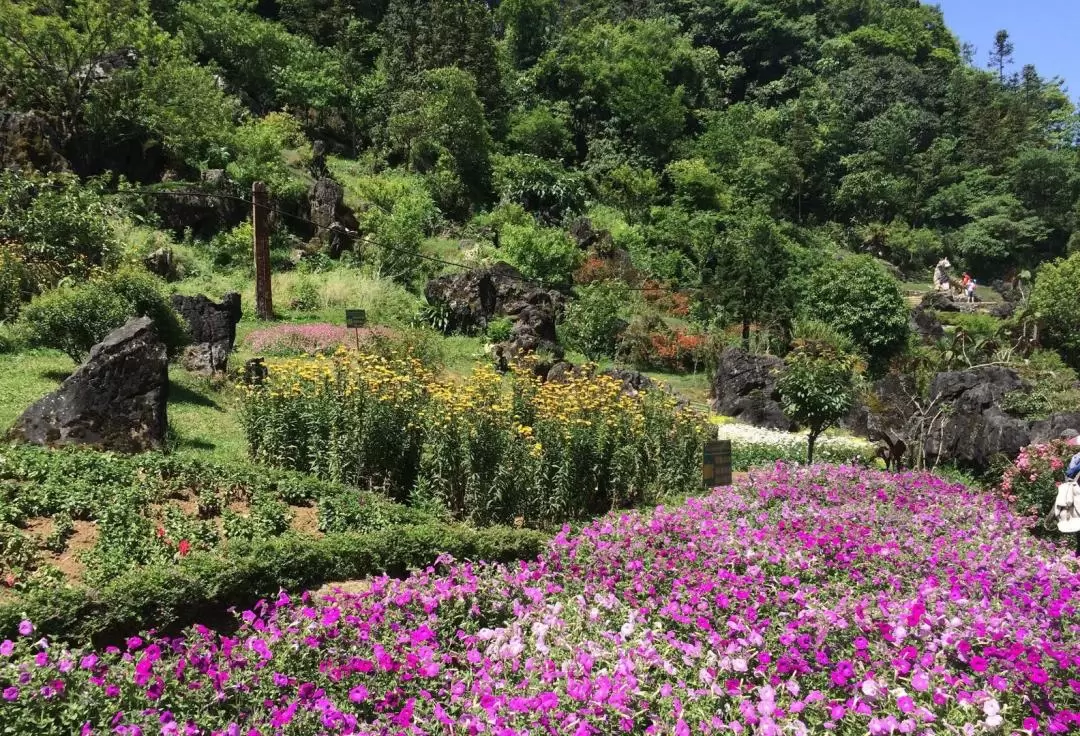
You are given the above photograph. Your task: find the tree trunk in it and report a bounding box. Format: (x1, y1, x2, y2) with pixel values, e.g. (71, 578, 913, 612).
(742, 317, 751, 347)
(807, 430, 818, 465)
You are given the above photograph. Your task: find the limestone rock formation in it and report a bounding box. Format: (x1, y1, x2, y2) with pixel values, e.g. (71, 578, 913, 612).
(709, 347, 793, 431)
(308, 177, 357, 257)
(170, 293, 242, 375)
(425, 263, 567, 361)
(7, 317, 168, 452)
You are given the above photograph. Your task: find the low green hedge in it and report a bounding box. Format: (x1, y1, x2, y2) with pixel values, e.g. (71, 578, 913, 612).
(0, 523, 548, 646)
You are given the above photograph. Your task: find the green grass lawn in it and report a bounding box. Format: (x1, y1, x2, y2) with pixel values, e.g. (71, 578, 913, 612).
(0, 350, 247, 464)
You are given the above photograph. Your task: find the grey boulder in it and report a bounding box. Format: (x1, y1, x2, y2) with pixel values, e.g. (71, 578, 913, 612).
(7, 317, 168, 452)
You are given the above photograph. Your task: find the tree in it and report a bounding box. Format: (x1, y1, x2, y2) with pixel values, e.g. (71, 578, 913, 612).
(700, 211, 792, 346)
(777, 323, 861, 464)
(1029, 251, 1080, 369)
(802, 255, 910, 373)
(388, 67, 493, 215)
(380, 0, 502, 116)
(0, 0, 151, 144)
(988, 29, 1014, 84)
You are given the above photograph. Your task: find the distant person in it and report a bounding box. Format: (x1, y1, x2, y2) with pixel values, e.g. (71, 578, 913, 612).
(965, 278, 976, 303)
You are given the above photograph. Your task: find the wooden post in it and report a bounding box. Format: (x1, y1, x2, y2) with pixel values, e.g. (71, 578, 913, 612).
(252, 181, 273, 320)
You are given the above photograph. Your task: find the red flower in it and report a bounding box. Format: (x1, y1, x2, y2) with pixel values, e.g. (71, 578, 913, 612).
(178, 540, 191, 557)
(155, 527, 165, 539)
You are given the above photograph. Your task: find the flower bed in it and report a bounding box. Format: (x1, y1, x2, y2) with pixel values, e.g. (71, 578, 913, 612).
(1, 465, 1077, 733)
(241, 354, 708, 525)
(714, 421, 877, 469)
(243, 324, 393, 356)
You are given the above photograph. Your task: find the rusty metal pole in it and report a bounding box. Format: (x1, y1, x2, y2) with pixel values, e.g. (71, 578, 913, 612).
(252, 181, 273, 320)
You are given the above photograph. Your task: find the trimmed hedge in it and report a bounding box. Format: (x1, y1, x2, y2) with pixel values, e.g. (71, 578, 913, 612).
(0, 524, 548, 646)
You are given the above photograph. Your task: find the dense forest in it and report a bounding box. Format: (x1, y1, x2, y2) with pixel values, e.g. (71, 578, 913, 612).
(1, 0, 1079, 365)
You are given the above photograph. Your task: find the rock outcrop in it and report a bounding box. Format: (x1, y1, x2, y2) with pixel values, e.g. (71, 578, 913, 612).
(910, 307, 944, 342)
(709, 347, 793, 430)
(0, 111, 67, 172)
(170, 293, 242, 375)
(923, 366, 1030, 470)
(150, 170, 245, 239)
(425, 263, 566, 359)
(850, 365, 1080, 472)
(308, 177, 357, 257)
(143, 247, 180, 282)
(919, 291, 962, 313)
(7, 317, 168, 452)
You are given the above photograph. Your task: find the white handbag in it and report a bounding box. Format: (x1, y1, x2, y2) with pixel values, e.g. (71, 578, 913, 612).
(1053, 479, 1080, 534)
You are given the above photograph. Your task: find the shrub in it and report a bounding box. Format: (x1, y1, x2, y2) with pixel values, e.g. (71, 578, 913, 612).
(0, 171, 118, 286)
(18, 269, 188, 362)
(619, 315, 708, 373)
(560, 281, 628, 360)
(241, 355, 708, 525)
(485, 317, 513, 343)
(492, 153, 586, 222)
(998, 441, 1075, 523)
(1029, 251, 1080, 369)
(0, 523, 548, 645)
(499, 221, 582, 287)
(802, 255, 909, 372)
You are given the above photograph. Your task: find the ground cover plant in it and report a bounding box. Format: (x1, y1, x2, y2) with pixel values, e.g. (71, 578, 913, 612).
(0, 446, 435, 594)
(1, 465, 1077, 734)
(242, 352, 708, 525)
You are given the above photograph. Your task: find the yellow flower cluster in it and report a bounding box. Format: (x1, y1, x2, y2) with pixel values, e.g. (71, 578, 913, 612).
(241, 350, 709, 524)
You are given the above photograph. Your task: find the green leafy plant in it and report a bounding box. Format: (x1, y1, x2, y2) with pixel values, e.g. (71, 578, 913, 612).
(485, 317, 514, 343)
(560, 281, 628, 360)
(777, 322, 863, 464)
(802, 255, 909, 374)
(18, 268, 188, 362)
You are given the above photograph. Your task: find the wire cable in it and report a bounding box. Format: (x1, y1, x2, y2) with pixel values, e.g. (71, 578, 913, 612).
(124, 186, 704, 295)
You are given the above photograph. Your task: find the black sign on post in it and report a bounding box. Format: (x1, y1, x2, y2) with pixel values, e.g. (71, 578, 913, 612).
(345, 309, 367, 351)
(345, 309, 367, 329)
(703, 439, 733, 488)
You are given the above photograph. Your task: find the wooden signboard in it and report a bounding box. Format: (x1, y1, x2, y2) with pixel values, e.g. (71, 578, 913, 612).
(703, 439, 733, 488)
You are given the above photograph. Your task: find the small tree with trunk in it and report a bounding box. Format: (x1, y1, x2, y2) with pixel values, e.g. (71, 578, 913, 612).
(777, 322, 861, 464)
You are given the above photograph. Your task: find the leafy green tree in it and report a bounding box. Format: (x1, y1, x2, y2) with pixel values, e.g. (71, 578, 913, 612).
(699, 211, 792, 345)
(497, 0, 559, 69)
(0, 171, 118, 285)
(777, 322, 862, 464)
(505, 104, 575, 161)
(987, 30, 1014, 84)
(802, 255, 909, 372)
(535, 18, 708, 161)
(492, 154, 586, 223)
(0, 0, 153, 144)
(380, 0, 502, 116)
(1029, 252, 1080, 369)
(388, 67, 492, 215)
(560, 280, 627, 360)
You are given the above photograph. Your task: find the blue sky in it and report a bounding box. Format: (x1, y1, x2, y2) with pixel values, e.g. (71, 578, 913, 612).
(933, 0, 1079, 99)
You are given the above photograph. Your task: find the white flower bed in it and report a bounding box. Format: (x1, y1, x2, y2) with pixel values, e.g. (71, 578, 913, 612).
(714, 420, 877, 469)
